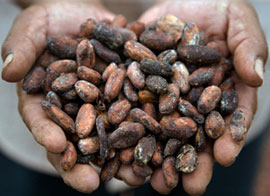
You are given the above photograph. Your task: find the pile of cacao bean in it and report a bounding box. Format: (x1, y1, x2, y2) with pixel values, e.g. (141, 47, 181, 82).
(22, 14, 240, 189)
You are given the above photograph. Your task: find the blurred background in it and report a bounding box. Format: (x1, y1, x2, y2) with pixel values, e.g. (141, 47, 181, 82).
(0, 0, 269, 196)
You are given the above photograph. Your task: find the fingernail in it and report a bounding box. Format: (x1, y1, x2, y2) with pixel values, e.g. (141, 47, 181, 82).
(255, 58, 264, 81)
(1, 54, 14, 74)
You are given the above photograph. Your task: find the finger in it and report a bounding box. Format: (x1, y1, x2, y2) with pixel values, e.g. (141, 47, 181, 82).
(150, 168, 173, 194)
(17, 82, 66, 153)
(47, 152, 100, 193)
(1, 4, 48, 82)
(1, 1, 115, 82)
(117, 165, 145, 187)
(227, 1, 268, 87)
(214, 77, 257, 166)
(182, 142, 214, 196)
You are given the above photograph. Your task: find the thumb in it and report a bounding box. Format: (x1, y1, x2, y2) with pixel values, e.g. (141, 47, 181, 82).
(227, 1, 268, 87)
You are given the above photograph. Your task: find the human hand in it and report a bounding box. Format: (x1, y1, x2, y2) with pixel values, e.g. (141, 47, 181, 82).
(136, 0, 268, 195)
(2, 0, 115, 193)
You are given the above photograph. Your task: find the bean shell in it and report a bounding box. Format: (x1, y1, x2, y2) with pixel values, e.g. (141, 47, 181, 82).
(76, 104, 96, 138)
(108, 123, 145, 149)
(164, 117, 197, 139)
(108, 99, 132, 124)
(159, 83, 180, 114)
(127, 61, 145, 89)
(177, 45, 222, 66)
(41, 101, 75, 134)
(61, 141, 77, 171)
(146, 75, 168, 95)
(75, 80, 100, 103)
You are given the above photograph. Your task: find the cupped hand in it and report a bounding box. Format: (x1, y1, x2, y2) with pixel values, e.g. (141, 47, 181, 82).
(138, 0, 267, 195)
(2, 0, 115, 193)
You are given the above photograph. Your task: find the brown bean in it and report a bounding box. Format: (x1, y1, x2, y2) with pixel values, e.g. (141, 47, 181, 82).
(138, 89, 157, 104)
(195, 126, 206, 151)
(75, 80, 100, 103)
(124, 41, 157, 62)
(51, 73, 78, 93)
(186, 87, 204, 105)
(160, 111, 181, 133)
(48, 60, 77, 74)
(176, 144, 198, 173)
(189, 67, 215, 86)
(102, 63, 118, 82)
(177, 45, 222, 66)
(157, 49, 177, 64)
(123, 78, 139, 102)
(108, 123, 145, 149)
(79, 18, 96, 39)
(140, 30, 175, 51)
(113, 27, 137, 42)
(96, 115, 109, 159)
(197, 85, 221, 114)
(90, 39, 121, 64)
(157, 14, 185, 42)
(171, 61, 190, 94)
(100, 153, 121, 182)
(77, 66, 101, 85)
(36, 50, 58, 68)
(220, 89, 238, 115)
(104, 68, 126, 101)
(211, 64, 225, 86)
(142, 103, 157, 120)
(76, 39, 95, 68)
(61, 88, 77, 101)
(61, 141, 77, 171)
(146, 75, 168, 95)
(76, 104, 96, 138)
(164, 117, 197, 139)
(140, 58, 173, 77)
(152, 141, 164, 167)
(46, 37, 78, 59)
(93, 22, 123, 49)
(205, 111, 225, 139)
(127, 61, 145, 89)
(22, 66, 46, 94)
(162, 157, 179, 189)
(108, 99, 132, 124)
(164, 138, 182, 157)
(130, 108, 161, 134)
(178, 98, 205, 124)
(63, 103, 79, 117)
(127, 21, 145, 37)
(78, 136, 100, 155)
(41, 101, 75, 134)
(46, 91, 62, 108)
(120, 146, 134, 165)
(134, 135, 156, 165)
(230, 109, 247, 141)
(159, 83, 180, 114)
(132, 163, 153, 177)
(219, 77, 234, 92)
(179, 22, 200, 46)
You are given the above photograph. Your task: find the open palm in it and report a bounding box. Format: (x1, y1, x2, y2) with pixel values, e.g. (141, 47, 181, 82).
(137, 0, 267, 195)
(2, 1, 115, 193)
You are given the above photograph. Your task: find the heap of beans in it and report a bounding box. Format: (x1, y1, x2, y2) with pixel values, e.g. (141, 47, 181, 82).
(22, 14, 241, 189)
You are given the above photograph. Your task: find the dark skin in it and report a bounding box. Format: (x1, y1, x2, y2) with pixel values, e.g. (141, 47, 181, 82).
(1, 0, 268, 195)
